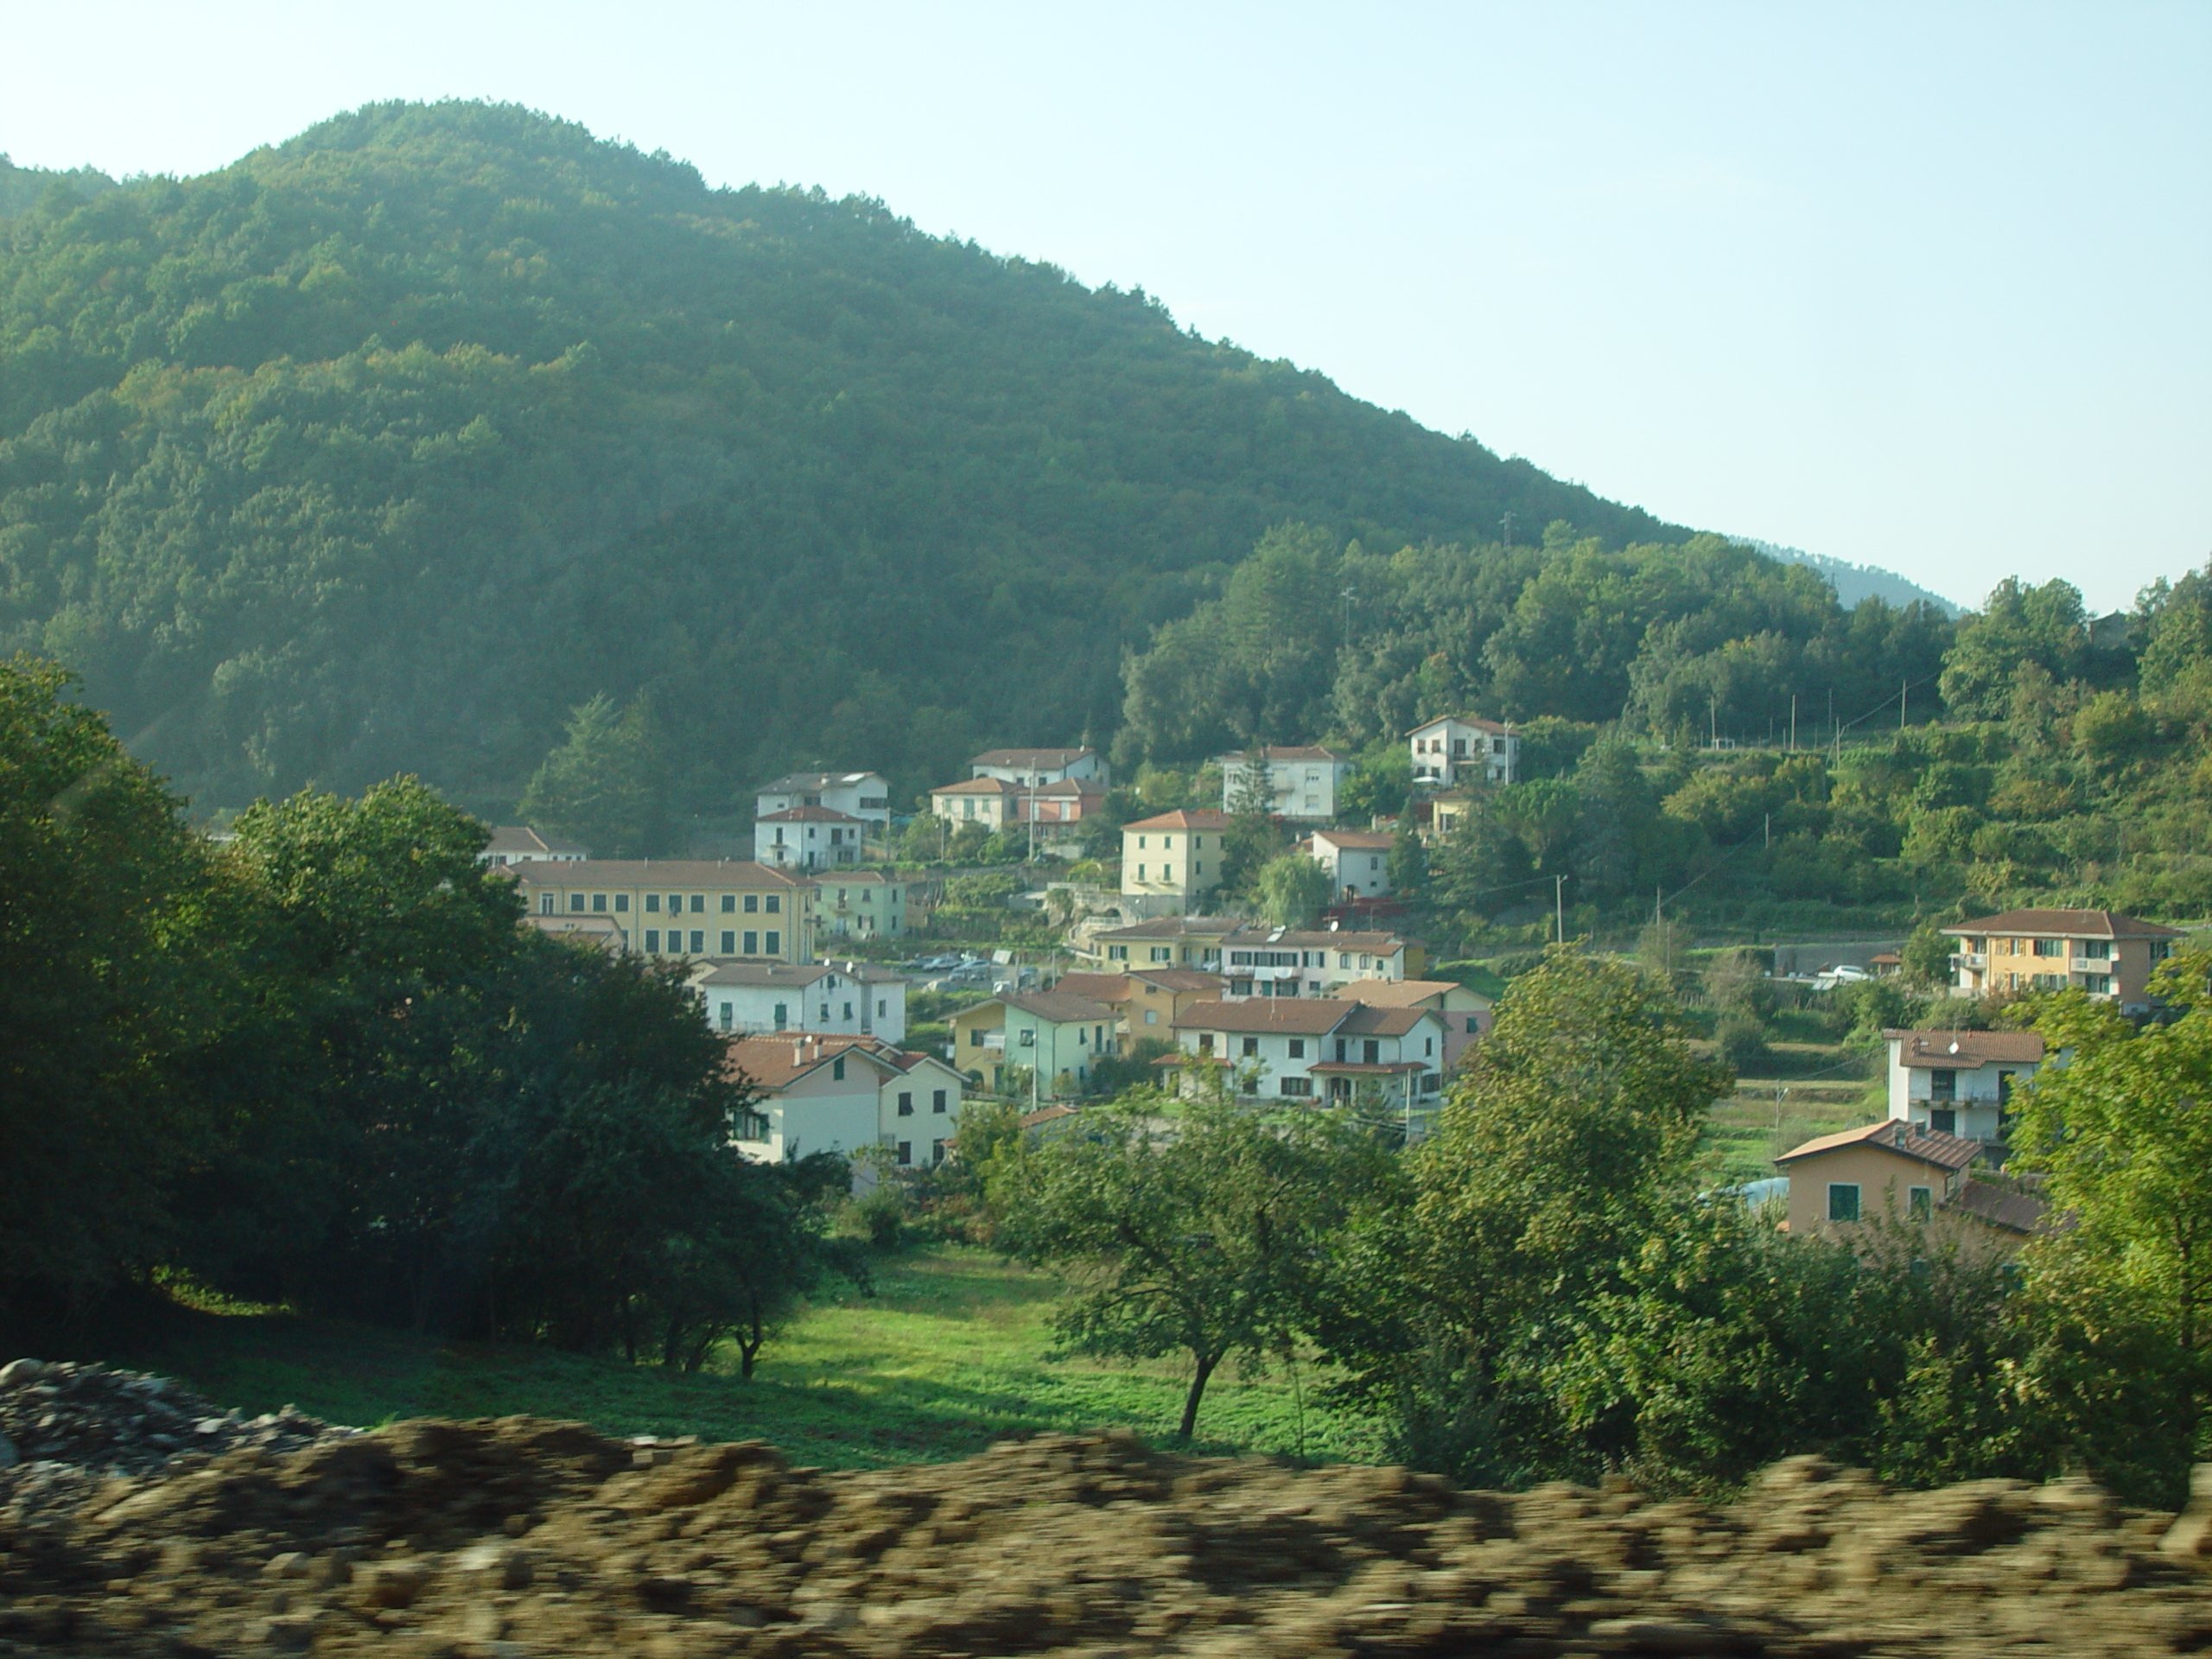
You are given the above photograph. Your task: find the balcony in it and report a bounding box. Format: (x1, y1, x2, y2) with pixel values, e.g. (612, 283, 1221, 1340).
(2069, 957, 2111, 975)
(1954, 951, 1987, 969)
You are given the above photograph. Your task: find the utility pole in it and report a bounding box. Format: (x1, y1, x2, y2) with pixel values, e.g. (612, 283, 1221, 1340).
(1828, 687, 1838, 766)
(1789, 693, 1797, 753)
(1501, 511, 1516, 549)
(1709, 696, 1718, 750)
(1340, 587, 1356, 652)
(1554, 874, 1566, 946)
(1900, 676, 1908, 734)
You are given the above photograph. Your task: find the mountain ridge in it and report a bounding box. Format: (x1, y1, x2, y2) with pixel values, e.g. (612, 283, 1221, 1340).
(0, 100, 1905, 814)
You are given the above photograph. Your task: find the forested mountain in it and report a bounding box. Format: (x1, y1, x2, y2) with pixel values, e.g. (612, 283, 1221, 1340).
(1741, 541, 1961, 617)
(0, 101, 1688, 817)
(0, 155, 118, 218)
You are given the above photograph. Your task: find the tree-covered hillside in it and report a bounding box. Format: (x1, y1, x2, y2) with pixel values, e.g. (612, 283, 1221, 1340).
(0, 101, 1686, 817)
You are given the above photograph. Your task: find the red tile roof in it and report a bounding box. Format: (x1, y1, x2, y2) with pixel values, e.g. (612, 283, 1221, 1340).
(510, 859, 813, 888)
(1312, 830, 1395, 850)
(1944, 908, 2183, 940)
(1173, 999, 1350, 1036)
(1884, 1029, 2047, 1068)
(1775, 1118, 1980, 1173)
(971, 747, 1097, 768)
(1125, 810, 1235, 831)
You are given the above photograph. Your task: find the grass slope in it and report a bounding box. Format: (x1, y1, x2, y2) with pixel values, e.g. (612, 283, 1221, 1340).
(73, 1247, 1387, 1470)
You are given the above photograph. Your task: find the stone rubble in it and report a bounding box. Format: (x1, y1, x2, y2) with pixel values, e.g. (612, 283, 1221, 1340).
(3, 1357, 2211, 1656)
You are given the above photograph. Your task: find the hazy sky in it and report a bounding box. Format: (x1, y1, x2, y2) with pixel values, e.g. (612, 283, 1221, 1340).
(5, 2, 2205, 613)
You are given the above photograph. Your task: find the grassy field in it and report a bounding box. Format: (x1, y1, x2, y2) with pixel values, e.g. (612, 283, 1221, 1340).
(60, 1247, 1390, 1471)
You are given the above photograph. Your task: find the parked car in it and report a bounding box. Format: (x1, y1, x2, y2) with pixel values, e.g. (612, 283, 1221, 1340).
(918, 955, 963, 971)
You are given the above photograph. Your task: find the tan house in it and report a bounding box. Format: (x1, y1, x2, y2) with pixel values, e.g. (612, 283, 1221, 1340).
(931, 776, 1026, 832)
(1327, 977, 1490, 1071)
(508, 860, 815, 963)
(1774, 1119, 2048, 1257)
(1883, 1028, 2052, 1143)
(1944, 907, 2183, 1009)
(1056, 968, 1226, 1041)
(1080, 915, 1246, 971)
(1120, 810, 1233, 906)
(949, 991, 1120, 1097)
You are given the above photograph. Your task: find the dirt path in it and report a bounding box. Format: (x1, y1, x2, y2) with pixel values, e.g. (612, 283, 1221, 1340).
(5, 1359, 2212, 1656)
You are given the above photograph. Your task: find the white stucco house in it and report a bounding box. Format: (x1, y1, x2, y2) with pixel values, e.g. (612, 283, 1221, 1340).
(1305, 829, 1394, 899)
(969, 747, 1109, 788)
(754, 805, 868, 870)
(1408, 715, 1517, 787)
(1217, 746, 1355, 822)
(1883, 1028, 2056, 1143)
(692, 960, 907, 1043)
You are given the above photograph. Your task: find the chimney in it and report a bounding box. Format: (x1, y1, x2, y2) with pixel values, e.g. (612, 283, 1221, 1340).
(792, 1041, 803, 1066)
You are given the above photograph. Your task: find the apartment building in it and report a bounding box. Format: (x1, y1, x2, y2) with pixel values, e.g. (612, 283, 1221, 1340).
(1217, 746, 1354, 822)
(753, 805, 868, 871)
(1942, 908, 2183, 1010)
(1120, 810, 1232, 906)
(690, 960, 907, 1043)
(507, 860, 815, 963)
(969, 747, 1109, 787)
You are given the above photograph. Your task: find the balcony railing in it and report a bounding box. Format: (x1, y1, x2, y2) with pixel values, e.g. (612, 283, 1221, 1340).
(2070, 957, 2111, 975)
(1954, 952, 1987, 969)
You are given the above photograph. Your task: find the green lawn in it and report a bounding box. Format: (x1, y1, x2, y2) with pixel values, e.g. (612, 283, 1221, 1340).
(1700, 1078, 1885, 1187)
(75, 1247, 1390, 1470)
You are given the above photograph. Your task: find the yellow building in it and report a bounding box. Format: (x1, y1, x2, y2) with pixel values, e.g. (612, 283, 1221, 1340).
(507, 860, 817, 963)
(1120, 810, 1232, 905)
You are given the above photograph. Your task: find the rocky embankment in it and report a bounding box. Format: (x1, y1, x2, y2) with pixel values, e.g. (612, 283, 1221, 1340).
(4, 1357, 2212, 1656)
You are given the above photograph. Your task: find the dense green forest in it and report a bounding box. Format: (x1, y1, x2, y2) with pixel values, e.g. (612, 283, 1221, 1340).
(0, 102, 1684, 819)
(0, 658, 857, 1363)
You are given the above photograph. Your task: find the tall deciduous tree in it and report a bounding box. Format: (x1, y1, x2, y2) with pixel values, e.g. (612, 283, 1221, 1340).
(0, 657, 220, 1311)
(992, 1095, 1389, 1440)
(1255, 851, 1332, 927)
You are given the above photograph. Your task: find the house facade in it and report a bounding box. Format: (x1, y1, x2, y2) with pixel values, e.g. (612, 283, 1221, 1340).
(1943, 908, 2183, 1009)
(969, 747, 1109, 787)
(1306, 829, 1394, 900)
(753, 772, 893, 831)
(1408, 715, 1517, 787)
(507, 860, 816, 963)
(691, 960, 907, 1043)
(1327, 977, 1490, 1071)
(1120, 810, 1232, 906)
(814, 871, 908, 939)
(724, 1034, 962, 1176)
(1883, 1028, 2050, 1143)
(1217, 746, 1354, 822)
(1161, 998, 1447, 1127)
(481, 825, 588, 866)
(948, 991, 1119, 1096)
(754, 805, 868, 870)
(1774, 1119, 2047, 1258)
(1055, 968, 1226, 1041)
(931, 776, 1023, 832)
(1217, 926, 1424, 995)
(1078, 915, 1246, 972)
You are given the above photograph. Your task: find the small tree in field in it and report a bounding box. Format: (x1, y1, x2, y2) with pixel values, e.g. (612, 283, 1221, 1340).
(991, 1091, 1388, 1440)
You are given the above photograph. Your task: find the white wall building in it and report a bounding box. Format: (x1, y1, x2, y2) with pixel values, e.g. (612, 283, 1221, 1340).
(481, 825, 588, 865)
(692, 960, 907, 1043)
(969, 747, 1109, 788)
(754, 772, 893, 830)
(1884, 1028, 2053, 1143)
(1217, 746, 1354, 821)
(1306, 829, 1394, 899)
(1408, 715, 1517, 787)
(725, 1035, 964, 1178)
(754, 805, 868, 870)
(1161, 999, 1447, 1128)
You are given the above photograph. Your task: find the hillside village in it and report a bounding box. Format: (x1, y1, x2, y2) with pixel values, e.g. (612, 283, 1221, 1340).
(486, 719, 2196, 1262)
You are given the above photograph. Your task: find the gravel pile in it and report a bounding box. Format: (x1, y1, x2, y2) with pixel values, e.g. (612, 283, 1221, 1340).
(0, 1359, 344, 1479)
(3, 1362, 2212, 1656)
